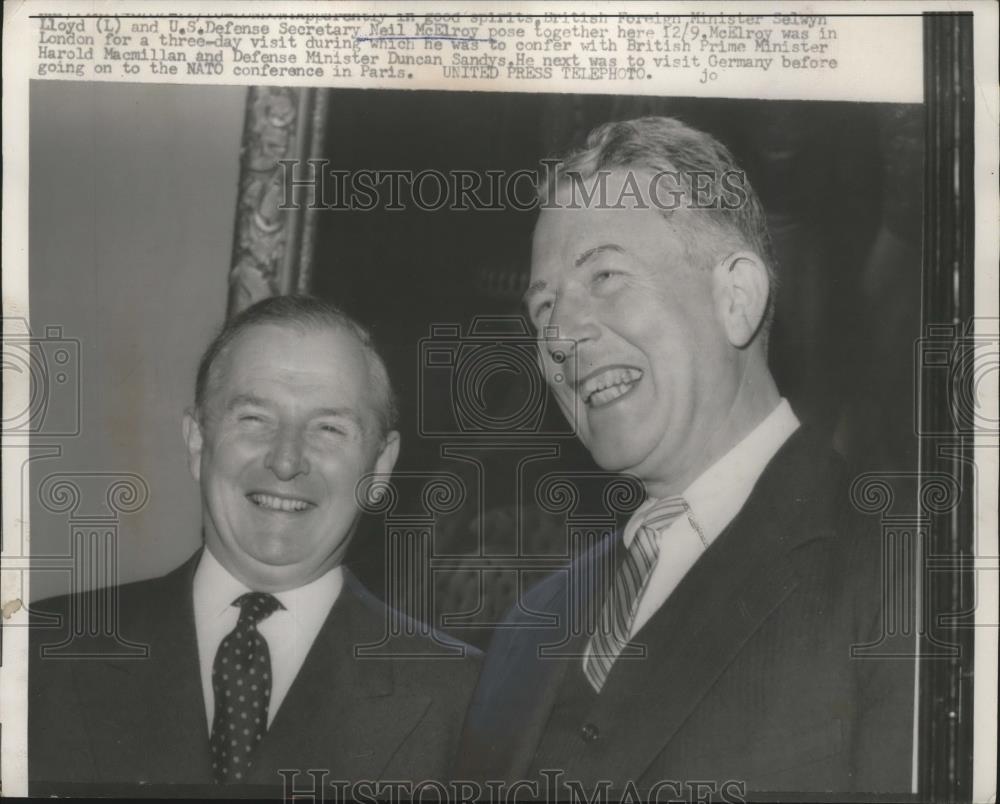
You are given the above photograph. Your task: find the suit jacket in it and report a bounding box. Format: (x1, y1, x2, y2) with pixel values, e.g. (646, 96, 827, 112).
(29, 550, 481, 797)
(456, 428, 914, 799)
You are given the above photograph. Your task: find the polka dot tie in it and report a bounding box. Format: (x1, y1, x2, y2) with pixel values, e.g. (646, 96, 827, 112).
(210, 592, 282, 784)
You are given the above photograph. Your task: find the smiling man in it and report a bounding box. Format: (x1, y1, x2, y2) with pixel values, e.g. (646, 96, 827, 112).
(30, 295, 480, 796)
(457, 118, 914, 799)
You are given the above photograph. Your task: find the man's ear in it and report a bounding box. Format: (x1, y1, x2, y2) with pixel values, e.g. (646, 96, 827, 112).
(712, 251, 770, 348)
(182, 409, 204, 482)
(366, 431, 401, 506)
(374, 430, 401, 479)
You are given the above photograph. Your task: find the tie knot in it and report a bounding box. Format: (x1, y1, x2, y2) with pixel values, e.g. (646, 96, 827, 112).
(637, 495, 688, 538)
(232, 592, 282, 627)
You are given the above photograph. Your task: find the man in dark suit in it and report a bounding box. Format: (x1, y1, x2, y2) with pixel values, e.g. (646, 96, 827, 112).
(30, 295, 480, 797)
(457, 118, 914, 799)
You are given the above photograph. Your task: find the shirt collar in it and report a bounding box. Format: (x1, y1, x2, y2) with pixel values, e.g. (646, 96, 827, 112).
(272, 562, 344, 633)
(625, 399, 800, 547)
(683, 398, 799, 545)
(193, 547, 250, 618)
(193, 547, 344, 624)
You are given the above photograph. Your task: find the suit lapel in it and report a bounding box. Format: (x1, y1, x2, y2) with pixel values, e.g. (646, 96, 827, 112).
(76, 551, 213, 784)
(566, 427, 830, 783)
(249, 576, 432, 784)
(455, 574, 571, 783)
(500, 588, 575, 781)
(574, 515, 800, 783)
(498, 538, 618, 781)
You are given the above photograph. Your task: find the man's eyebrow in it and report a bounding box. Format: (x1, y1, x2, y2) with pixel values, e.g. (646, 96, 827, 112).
(226, 393, 267, 411)
(522, 244, 624, 309)
(575, 243, 624, 267)
(313, 407, 363, 423)
(225, 397, 362, 425)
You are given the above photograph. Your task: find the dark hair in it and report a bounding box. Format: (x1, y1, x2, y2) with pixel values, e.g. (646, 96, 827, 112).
(540, 116, 776, 334)
(194, 295, 399, 435)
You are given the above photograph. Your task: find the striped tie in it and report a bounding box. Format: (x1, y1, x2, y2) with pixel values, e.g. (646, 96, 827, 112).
(583, 495, 688, 692)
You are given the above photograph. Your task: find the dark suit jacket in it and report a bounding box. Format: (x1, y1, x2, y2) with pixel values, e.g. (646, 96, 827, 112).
(456, 428, 914, 799)
(30, 550, 481, 797)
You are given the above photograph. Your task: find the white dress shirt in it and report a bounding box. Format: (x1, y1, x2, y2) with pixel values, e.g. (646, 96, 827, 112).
(622, 398, 800, 640)
(192, 549, 344, 733)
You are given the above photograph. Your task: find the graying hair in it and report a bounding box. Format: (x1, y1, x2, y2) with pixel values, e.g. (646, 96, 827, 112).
(539, 116, 777, 336)
(194, 295, 399, 436)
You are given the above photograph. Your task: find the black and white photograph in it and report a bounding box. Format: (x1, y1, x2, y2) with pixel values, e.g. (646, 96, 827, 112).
(2, 3, 997, 801)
